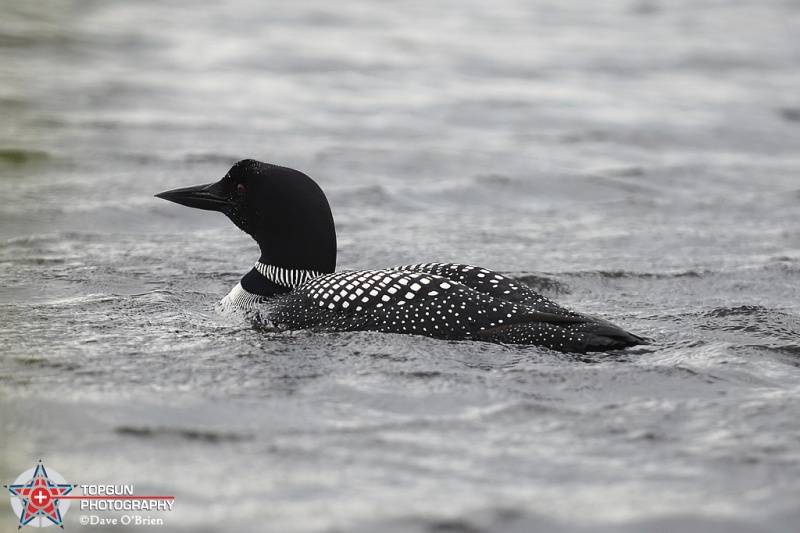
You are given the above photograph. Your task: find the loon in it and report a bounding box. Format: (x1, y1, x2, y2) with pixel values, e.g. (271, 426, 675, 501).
(156, 159, 644, 352)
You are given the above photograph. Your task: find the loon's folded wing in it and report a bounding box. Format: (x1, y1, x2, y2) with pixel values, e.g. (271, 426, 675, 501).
(265, 269, 643, 352)
(391, 262, 576, 314)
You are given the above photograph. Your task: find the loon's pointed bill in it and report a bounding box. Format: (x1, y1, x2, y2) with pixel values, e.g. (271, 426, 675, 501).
(155, 159, 645, 353)
(155, 182, 231, 211)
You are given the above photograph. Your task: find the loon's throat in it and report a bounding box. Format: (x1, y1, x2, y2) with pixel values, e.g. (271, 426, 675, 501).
(224, 263, 326, 309)
(254, 262, 324, 290)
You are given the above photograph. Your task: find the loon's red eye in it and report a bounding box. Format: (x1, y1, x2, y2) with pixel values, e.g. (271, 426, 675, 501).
(236, 184, 246, 197)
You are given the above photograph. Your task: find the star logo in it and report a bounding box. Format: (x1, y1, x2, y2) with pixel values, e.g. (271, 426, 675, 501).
(5, 461, 75, 529)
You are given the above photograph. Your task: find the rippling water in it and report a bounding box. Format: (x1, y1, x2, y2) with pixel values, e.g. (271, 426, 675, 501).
(2, 0, 800, 531)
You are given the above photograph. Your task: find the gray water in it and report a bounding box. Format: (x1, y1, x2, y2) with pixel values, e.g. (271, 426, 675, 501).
(2, 0, 800, 531)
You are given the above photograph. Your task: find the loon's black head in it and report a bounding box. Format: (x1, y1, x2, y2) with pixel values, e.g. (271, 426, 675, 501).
(156, 159, 337, 273)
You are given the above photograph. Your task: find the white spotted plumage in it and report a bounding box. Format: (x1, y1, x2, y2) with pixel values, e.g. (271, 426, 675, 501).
(219, 262, 642, 351)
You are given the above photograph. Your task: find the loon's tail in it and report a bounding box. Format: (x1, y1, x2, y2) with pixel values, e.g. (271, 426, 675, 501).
(477, 313, 645, 353)
(572, 321, 646, 351)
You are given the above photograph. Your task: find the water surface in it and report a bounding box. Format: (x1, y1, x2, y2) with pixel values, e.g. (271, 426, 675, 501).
(2, 1, 800, 531)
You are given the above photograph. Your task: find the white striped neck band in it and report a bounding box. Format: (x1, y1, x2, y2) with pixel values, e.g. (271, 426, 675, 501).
(254, 262, 324, 289)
